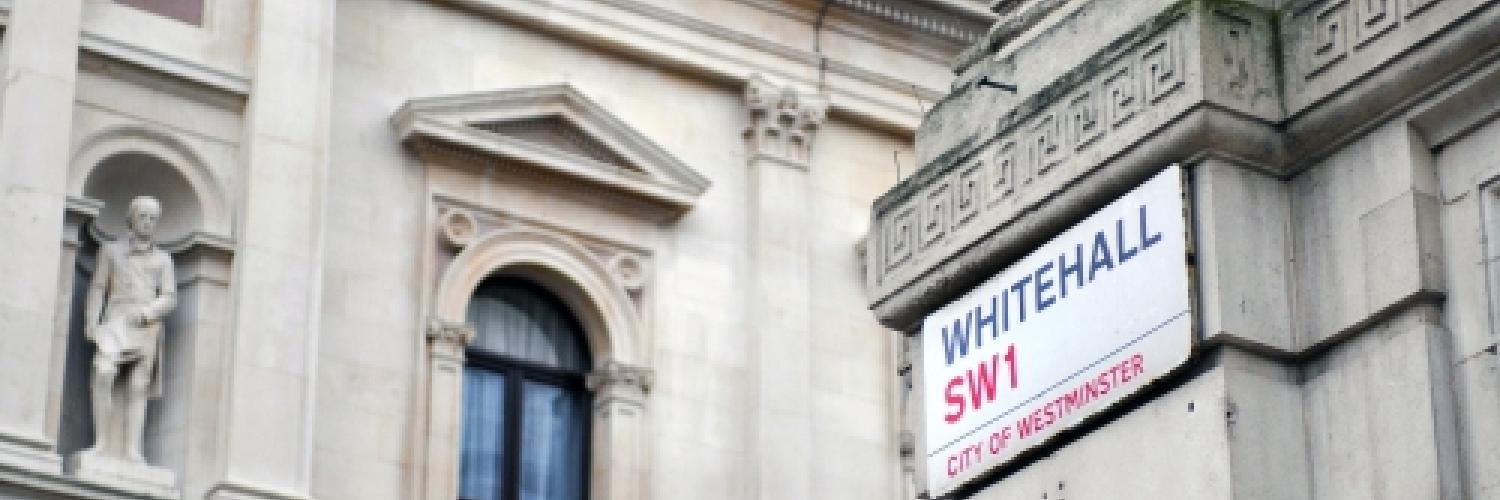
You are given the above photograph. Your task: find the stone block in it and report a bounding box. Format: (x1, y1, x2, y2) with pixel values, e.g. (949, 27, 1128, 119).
(1220, 350, 1311, 500)
(67, 451, 178, 499)
(1301, 306, 1463, 500)
(1193, 160, 1295, 352)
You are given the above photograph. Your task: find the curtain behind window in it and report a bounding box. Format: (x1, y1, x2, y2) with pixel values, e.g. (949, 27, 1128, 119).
(460, 279, 589, 500)
(467, 283, 588, 372)
(460, 371, 507, 500)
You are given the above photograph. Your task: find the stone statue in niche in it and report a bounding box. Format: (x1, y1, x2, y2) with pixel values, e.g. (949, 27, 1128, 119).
(79, 195, 176, 465)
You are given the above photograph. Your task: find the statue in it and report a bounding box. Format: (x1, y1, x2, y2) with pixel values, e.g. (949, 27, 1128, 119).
(81, 195, 176, 464)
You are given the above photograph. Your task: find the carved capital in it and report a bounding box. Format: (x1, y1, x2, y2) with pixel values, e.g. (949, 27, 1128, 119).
(426, 319, 474, 361)
(744, 74, 827, 165)
(586, 359, 653, 406)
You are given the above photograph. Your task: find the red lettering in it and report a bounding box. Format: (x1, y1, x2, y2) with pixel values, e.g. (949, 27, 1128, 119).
(968, 353, 1000, 411)
(944, 376, 966, 423)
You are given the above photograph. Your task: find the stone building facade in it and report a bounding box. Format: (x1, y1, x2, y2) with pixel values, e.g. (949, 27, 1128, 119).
(0, 1, 994, 500)
(869, 0, 1500, 499)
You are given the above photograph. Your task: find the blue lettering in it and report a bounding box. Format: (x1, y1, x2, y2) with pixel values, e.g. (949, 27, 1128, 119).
(941, 316, 971, 366)
(1116, 218, 1139, 263)
(1035, 262, 1056, 311)
(976, 295, 999, 340)
(1010, 275, 1032, 324)
(1090, 230, 1114, 280)
(1059, 243, 1084, 297)
(1000, 289, 1011, 332)
(1139, 205, 1162, 248)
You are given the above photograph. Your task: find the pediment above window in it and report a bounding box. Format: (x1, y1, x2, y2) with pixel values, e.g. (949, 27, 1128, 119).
(393, 84, 710, 217)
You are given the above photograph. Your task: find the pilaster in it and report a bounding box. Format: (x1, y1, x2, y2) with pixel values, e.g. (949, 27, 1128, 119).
(587, 360, 653, 500)
(0, 0, 84, 473)
(209, 0, 335, 498)
(743, 74, 826, 500)
(420, 319, 472, 500)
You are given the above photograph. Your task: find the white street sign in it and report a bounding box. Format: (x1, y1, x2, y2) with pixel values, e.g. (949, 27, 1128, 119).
(920, 166, 1193, 496)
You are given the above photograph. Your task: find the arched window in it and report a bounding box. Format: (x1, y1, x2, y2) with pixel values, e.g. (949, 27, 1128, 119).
(460, 278, 591, 500)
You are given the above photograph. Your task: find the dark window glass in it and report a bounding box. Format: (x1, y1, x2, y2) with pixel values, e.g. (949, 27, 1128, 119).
(460, 279, 590, 500)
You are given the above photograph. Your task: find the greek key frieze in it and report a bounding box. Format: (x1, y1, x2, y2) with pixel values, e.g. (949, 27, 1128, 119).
(920, 181, 952, 251)
(1104, 64, 1139, 129)
(1405, 0, 1442, 18)
(1303, 0, 1351, 80)
(1143, 37, 1185, 104)
(884, 206, 916, 273)
(1293, 0, 1453, 81)
(986, 141, 1019, 208)
(1029, 113, 1064, 177)
(1068, 90, 1103, 152)
(954, 162, 984, 228)
(1355, 0, 1398, 48)
(876, 25, 1192, 288)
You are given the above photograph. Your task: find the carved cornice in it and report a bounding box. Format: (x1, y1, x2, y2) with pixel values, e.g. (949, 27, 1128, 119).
(956, 0, 1073, 73)
(827, 0, 991, 44)
(726, 0, 987, 62)
(395, 84, 711, 219)
(78, 30, 250, 97)
(430, 0, 947, 132)
(744, 75, 828, 166)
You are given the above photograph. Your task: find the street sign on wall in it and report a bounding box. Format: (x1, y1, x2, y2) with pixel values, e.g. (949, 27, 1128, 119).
(920, 166, 1193, 496)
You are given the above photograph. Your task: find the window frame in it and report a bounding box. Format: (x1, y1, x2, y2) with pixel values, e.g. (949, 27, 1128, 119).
(460, 278, 594, 500)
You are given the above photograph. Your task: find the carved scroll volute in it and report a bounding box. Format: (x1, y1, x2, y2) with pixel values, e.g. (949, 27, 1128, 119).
(586, 359, 653, 408)
(426, 319, 474, 364)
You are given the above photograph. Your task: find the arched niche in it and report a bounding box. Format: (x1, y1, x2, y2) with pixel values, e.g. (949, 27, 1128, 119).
(53, 124, 234, 499)
(67, 124, 231, 244)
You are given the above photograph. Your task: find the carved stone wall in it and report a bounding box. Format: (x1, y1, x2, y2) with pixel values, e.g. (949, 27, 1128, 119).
(876, 1, 1500, 499)
(867, 0, 1500, 329)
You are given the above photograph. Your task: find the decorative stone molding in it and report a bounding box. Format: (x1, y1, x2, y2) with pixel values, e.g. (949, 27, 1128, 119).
(78, 31, 250, 98)
(438, 208, 479, 249)
(587, 359, 654, 394)
(608, 253, 648, 293)
(394, 84, 711, 219)
(869, 1, 1286, 328)
(1281, 0, 1490, 115)
(868, 0, 1500, 329)
(432, 0, 948, 132)
(828, 0, 990, 43)
(956, 0, 1074, 72)
(744, 75, 828, 165)
(432, 195, 654, 307)
(425, 319, 475, 362)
